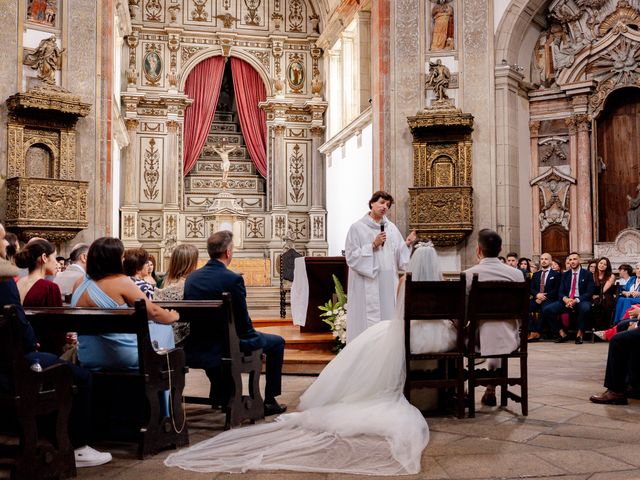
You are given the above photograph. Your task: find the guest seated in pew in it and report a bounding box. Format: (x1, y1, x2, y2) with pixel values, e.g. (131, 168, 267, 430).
(613, 262, 640, 324)
(595, 304, 640, 341)
(464, 229, 525, 406)
(0, 224, 112, 468)
(54, 243, 89, 297)
(155, 244, 199, 345)
(615, 264, 633, 286)
(124, 248, 155, 300)
(184, 230, 287, 416)
(71, 237, 178, 371)
(540, 252, 594, 344)
(15, 239, 65, 355)
(591, 257, 616, 329)
(527, 252, 560, 342)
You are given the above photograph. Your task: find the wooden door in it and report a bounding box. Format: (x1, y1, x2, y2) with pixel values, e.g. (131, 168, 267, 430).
(542, 225, 569, 262)
(596, 88, 640, 242)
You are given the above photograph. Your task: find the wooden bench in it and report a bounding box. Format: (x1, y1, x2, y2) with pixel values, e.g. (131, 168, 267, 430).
(24, 300, 188, 459)
(0, 305, 76, 479)
(155, 293, 264, 429)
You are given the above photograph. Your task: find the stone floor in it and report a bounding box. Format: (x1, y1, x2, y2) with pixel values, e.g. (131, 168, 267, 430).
(65, 341, 640, 479)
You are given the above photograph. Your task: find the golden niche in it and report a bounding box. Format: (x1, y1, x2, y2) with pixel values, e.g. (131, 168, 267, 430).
(407, 102, 474, 246)
(5, 85, 91, 243)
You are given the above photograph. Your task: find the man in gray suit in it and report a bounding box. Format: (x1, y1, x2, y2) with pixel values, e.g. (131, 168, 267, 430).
(464, 229, 525, 406)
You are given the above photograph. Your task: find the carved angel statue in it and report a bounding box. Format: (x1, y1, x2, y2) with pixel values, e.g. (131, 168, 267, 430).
(627, 183, 640, 229)
(211, 139, 239, 188)
(425, 59, 450, 101)
(24, 35, 64, 85)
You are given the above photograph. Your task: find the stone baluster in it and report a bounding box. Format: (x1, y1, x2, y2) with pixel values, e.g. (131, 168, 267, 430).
(272, 124, 287, 209)
(165, 120, 180, 208)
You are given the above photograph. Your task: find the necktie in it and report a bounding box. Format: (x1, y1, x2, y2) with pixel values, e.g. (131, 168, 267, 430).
(540, 270, 547, 293)
(569, 272, 578, 299)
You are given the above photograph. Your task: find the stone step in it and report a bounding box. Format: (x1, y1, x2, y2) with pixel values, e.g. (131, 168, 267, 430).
(252, 317, 291, 327)
(256, 325, 335, 352)
(282, 349, 335, 375)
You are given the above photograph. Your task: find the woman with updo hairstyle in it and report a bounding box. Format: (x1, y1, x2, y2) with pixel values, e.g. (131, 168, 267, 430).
(71, 237, 178, 371)
(16, 238, 65, 354)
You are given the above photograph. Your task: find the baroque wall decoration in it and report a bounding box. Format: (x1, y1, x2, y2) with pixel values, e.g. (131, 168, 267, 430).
(243, 0, 262, 26)
(287, 143, 305, 204)
(538, 137, 569, 167)
(26, 0, 59, 29)
(287, 53, 305, 92)
(144, 0, 163, 21)
(139, 215, 162, 238)
(287, 0, 305, 32)
(185, 216, 204, 238)
(247, 216, 265, 238)
(143, 43, 163, 86)
(191, 0, 209, 21)
(142, 138, 161, 201)
(531, 167, 576, 232)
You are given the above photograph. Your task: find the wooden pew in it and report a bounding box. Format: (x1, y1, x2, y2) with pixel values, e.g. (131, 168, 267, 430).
(0, 305, 76, 479)
(154, 293, 265, 430)
(24, 300, 188, 459)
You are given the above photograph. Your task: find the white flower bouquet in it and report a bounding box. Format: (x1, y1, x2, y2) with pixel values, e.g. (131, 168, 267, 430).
(318, 274, 347, 351)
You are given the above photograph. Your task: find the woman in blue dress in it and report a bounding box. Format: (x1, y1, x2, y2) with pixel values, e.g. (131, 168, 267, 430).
(613, 262, 640, 324)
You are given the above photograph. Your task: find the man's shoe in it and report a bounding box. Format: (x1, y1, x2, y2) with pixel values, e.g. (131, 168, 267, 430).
(554, 335, 569, 343)
(264, 401, 287, 416)
(594, 330, 607, 341)
(480, 391, 497, 407)
(626, 387, 640, 400)
(527, 332, 541, 342)
(74, 446, 112, 468)
(575, 336, 583, 345)
(589, 390, 628, 405)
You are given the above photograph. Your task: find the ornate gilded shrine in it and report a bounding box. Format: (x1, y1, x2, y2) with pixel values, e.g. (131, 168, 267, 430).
(5, 85, 90, 242)
(407, 101, 474, 246)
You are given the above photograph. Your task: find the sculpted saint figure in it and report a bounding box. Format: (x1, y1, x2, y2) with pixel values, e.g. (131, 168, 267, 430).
(627, 184, 640, 229)
(430, 0, 454, 50)
(211, 141, 239, 188)
(24, 35, 63, 85)
(425, 59, 450, 101)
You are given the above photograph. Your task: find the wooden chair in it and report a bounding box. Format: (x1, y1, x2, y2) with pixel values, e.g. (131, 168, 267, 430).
(404, 273, 467, 419)
(0, 305, 76, 479)
(465, 275, 530, 418)
(25, 300, 188, 458)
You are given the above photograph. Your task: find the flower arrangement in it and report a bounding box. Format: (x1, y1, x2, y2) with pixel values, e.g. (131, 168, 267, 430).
(318, 274, 347, 351)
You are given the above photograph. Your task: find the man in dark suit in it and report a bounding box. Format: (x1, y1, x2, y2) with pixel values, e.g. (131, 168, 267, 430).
(541, 251, 595, 344)
(528, 252, 561, 341)
(184, 230, 286, 416)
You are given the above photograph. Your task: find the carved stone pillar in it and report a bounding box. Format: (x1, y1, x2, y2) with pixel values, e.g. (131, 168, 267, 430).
(272, 124, 287, 209)
(310, 126, 325, 210)
(566, 117, 579, 252)
(529, 121, 541, 256)
(575, 114, 593, 257)
(165, 120, 180, 208)
(123, 118, 140, 207)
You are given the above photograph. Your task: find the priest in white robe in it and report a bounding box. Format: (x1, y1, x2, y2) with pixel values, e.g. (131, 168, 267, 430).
(345, 191, 416, 342)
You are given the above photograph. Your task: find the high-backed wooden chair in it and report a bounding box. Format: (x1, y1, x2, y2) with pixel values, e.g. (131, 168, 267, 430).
(404, 273, 467, 418)
(465, 274, 530, 418)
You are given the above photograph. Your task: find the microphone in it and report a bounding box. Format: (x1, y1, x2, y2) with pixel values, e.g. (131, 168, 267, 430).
(380, 222, 385, 246)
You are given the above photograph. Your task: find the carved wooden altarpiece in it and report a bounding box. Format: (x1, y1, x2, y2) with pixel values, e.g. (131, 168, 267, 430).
(5, 85, 90, 243)
(407, 101, 474, 246)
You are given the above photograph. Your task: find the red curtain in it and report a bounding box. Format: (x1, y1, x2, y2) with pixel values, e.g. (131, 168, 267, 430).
(182, 56, 225, 176)
(231, 58, 267, 178)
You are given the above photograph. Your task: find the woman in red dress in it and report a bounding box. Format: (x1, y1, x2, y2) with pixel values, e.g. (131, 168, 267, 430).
(15, 238, 65, 354)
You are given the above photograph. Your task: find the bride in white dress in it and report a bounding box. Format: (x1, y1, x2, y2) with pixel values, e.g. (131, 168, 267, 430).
(165, 242, 445, 475)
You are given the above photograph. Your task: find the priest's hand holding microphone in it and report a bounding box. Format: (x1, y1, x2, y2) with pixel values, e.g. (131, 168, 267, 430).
(372, 223, 417, 250)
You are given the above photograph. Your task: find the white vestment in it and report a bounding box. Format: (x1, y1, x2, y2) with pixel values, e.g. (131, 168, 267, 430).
(345, 213, 410, 342)
(464, 257, 525, 356)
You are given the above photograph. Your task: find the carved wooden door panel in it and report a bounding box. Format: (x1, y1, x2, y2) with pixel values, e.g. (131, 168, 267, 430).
(596, 88, 640, 242)
(541, 225, 569, 262)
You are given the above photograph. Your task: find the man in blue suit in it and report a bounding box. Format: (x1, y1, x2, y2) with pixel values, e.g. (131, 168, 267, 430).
(184, 230, 286, 416)
(541, 252, 595, 344)
(528, 252, 561, 342)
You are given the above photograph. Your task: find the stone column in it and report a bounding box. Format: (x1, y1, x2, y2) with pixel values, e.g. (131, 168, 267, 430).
(310, 126, 326, 210)
(575, 114, 593, 257)
(566, 117, 579, 252)
(165, 120, 180, 208)
(123, 118, 140, 206)
(529, 121, 541, 257)
(272, 125, 287, 209)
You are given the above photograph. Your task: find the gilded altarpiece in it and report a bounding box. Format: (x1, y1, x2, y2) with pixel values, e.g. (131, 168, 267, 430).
(121, 0, 327, 283)
(5, 85, 90, 243)
(407, 106, 474, 246)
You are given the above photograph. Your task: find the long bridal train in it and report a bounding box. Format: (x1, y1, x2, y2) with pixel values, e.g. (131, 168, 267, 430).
(164, 244, 443, 475)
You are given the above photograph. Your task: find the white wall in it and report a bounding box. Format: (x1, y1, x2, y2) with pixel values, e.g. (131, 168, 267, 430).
(326, 122, 373, 255)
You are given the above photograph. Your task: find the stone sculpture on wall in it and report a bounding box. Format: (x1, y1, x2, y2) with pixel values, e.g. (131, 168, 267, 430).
(425, 59, 450, 102)
(627, 183, 640, 228)
(430, 0, 454, 51)
(24, 35, 64, 85)
(530, 168, 575, 232)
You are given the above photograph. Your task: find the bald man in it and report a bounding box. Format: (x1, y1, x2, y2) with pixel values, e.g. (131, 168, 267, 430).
(527, 252, 561, 342)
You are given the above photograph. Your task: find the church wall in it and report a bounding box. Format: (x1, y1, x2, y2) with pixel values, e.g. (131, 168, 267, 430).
(0, 0, 112, 251)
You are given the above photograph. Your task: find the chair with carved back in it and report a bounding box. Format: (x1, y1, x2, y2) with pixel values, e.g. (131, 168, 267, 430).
(0, 305, 76, 479)
(465, 274, 530, 418)
(404, 273, 467, 419)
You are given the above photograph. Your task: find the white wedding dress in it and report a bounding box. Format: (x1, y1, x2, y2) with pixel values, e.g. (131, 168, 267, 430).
(164, 243, 444, 475)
